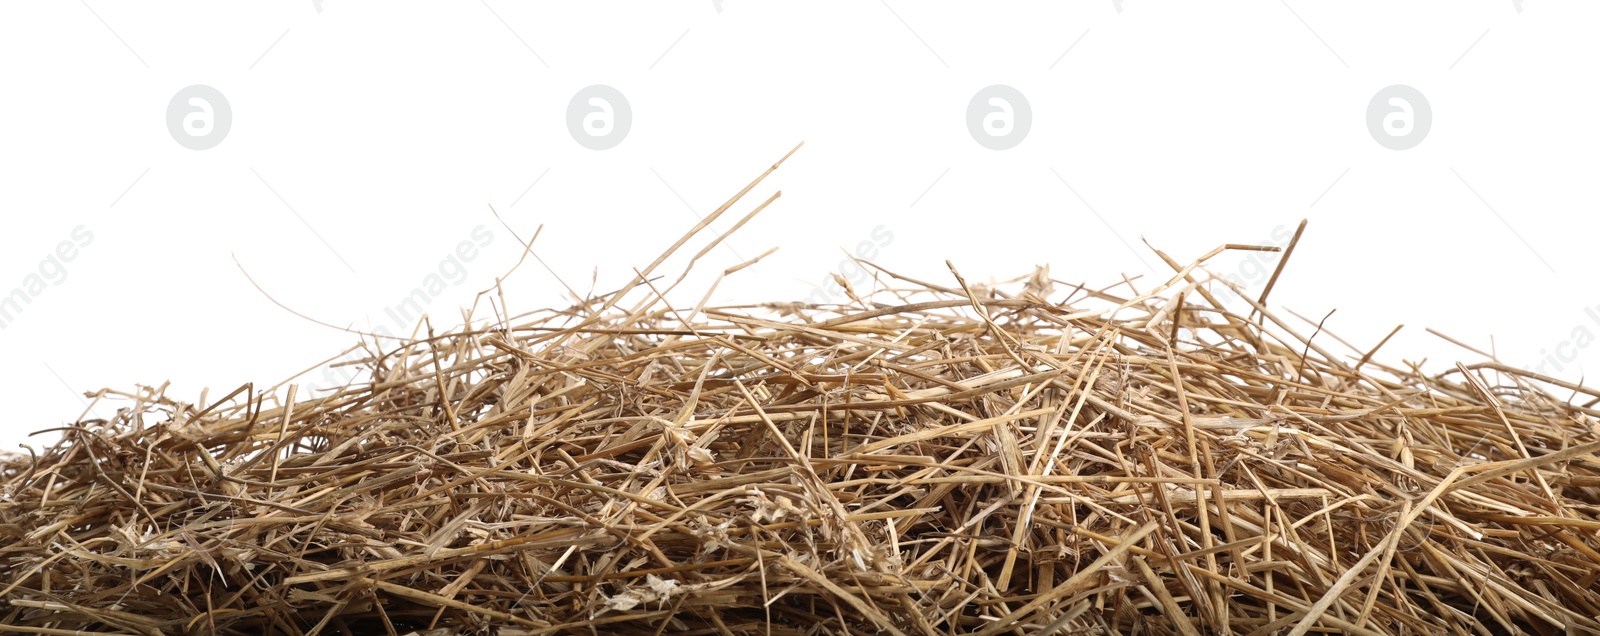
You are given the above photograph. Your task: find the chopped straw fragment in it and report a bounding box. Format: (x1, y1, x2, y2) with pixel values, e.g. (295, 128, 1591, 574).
(5, 149, 1600, 635)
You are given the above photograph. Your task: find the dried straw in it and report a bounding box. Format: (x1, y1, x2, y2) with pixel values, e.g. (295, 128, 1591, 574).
(5, 147, 1600, 635)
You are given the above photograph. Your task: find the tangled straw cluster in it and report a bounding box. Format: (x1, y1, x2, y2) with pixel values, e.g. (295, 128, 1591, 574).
(4, 150, 1600, 635)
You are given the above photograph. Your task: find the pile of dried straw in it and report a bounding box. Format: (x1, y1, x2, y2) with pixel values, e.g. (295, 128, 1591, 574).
(5, 149, 1600, 635)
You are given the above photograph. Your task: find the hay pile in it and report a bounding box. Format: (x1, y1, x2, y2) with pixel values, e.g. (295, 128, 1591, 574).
(5, 151, 1600, 635)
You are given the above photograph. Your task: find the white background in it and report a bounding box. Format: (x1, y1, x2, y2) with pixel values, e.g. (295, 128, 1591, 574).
(1, 1, 1596, 450)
